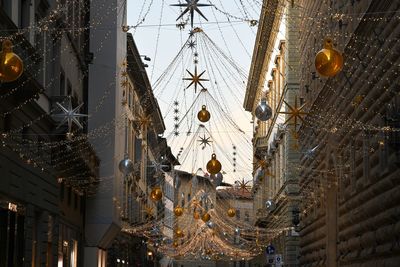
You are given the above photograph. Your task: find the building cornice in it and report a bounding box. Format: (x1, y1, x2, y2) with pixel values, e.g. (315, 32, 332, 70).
(243, 0, 281, 112)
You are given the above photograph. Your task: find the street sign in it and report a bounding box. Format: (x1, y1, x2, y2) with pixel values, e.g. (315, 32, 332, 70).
(266, 245, 275, 255)
(275, 254, 283, 267)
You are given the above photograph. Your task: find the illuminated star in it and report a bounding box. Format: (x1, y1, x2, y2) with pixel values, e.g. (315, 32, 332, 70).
(278, 96, 308, 131)
(183, 66, 209, 93)
(235, 178, 252, 195)
(174, 108, 180, 114)
(149, 161, 169, 173)
(187, 39, 196, 49)
(254, 159, 268, 170)
(136, 114, 152, 127)
(174, 116, 180, 122)
(197, 135, 212, 148)
(144, 206, 154, 217)
(174, 100, 179, 106)
(174, 124, 179, 129)
(53, 97, 88, 134)
(171, 1, 213, 28)
(174, 131, 180, 137)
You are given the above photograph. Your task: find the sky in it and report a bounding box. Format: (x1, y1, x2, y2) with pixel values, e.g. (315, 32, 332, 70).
(127, 0, 262, 183)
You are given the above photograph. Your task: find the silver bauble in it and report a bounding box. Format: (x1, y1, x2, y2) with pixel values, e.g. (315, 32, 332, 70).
(234, 228, 241, 235)
(255, 98, 272, 121)
(206, 221, 214, 228)
(210, 172, 223, 187)
(266, 199, 276, 212)
(119, 155, 134, 175)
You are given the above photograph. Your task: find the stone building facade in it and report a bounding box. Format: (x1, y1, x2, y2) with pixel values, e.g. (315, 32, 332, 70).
(296, 0, 400, 266)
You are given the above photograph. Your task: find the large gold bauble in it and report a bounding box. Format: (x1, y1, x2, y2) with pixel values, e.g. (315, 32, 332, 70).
(201, 212, 211, 223)
(174, 206, 184, 217)
(150, 186, 163, 202)
(315, 38, 343, 77)
(227, 208, 236, 217)
(175, 228, 184, 238)
(0, 40, 23, 82)
(193, 211, 201, 220)
(197, 105, 210, 122)
(206, 153, 222, 175)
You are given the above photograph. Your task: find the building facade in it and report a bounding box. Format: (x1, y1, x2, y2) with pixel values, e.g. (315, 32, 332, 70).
(296, 0, 400, 266)
(244, 0, 301, 266)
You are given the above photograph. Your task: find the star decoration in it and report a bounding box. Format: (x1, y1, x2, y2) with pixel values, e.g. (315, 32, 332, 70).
(136, 114, 152, 127)
(144, 206, 154, 217)
(52, 97, 88, 134)
(197, 135, 212, 148)
(149, 161, 169, 173)
(183, 66, 209, 93)
(235, 178, 252, 195)
(121, 79, 129, 87)
(174, 131, 180, 137)
(174, 116, 180, 121)
(279, 96, 308, 131)
(254, 159, 268, 170)
(173, 108, 180, 114)
(171, 1, 213, 28)
(174, 100, 179, 106)
(187, 39, 196, 49)
(190, 199, 202, 209)
(174, 124, 179, 129)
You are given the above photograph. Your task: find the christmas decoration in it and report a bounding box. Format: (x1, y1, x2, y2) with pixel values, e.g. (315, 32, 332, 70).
(265, 199, 276, 212)
(227, 208, 236, 217)
(173, 240, 179, 247)
(197, 105, 211, 122)
(206, 153, 222, 175)
(210, 172, 223, 187)
(118, 154, 134, 176)
(174, 206, 184, 217)
(201, 212, 211, 222)
(171, 0, 213, 28)
(183, 66, 209, 93)
(193, 210, 201, 220)
(0, 39, 23, 82)
(175, 228, 184, 238)
(255, 98, 272, 121)
(198, 134, 212, 148)
(236, 178, 252, 194)
(150, 186, 163, 202)
(315, 38, 343, 77)
(279, 96, 308, 131)
(52, 97, 88, 134)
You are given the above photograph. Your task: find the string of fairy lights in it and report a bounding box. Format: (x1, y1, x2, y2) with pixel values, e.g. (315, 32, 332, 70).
(0, 0, 399, 261)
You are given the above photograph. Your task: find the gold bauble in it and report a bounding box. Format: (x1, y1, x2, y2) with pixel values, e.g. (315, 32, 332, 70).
(150, 186, 163, 202)
(227, 208, 236, 217)
(174, 206, 184, 217)
(175, 228, 184, 238)
(197, 105, 210, 122)
(193, 211, 201, 220)
(0, 40, 23, 82)
(201, 212, 211, 223)
(206, 153, 222, 175)
(315, 38, 343, 77)
(173, 240, 179, 247)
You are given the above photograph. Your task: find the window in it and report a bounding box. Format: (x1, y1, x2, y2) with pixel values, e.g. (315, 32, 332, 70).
(60, 182, 65, 201)
(245, 211, 250, 222)
(67, 187, 71, 206)
(236, 209, 240, 220)
(67, 80, 72, 96)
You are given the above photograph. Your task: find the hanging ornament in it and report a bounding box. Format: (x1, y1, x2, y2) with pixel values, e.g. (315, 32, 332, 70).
(266, 199, 276, 212)
(0, 39, 23, 82)
(175, 228, 184, 238)
(174, 206, 184, 217)
(206, 153, 222, 175)
(118, 154, 134, 176)
(234, 228, 241, 236)
(315, 38, 343, 77)
(201, 212, 211, 222)
(150, 186, 163, 202)
(255, 98, 272, 121)
(197, 105, 210, 122)
(193, 210, 201, 220)
(227, 208, 236, 217)
(210, 172, 223, 187)
(173, 240, 179, 247)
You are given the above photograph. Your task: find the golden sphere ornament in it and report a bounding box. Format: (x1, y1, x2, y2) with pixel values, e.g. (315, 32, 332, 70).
(227, 208, 236, 217)
(206, 153, 222, 175)
(175, 228, 184, 238)
(315, 38, 343, 77)
(150, 186, 163, 202)
(174, 206, 184, 217)
(0, 39, 23, 82)
(193, 211, 201, 220)
(201, 212, 211, 223)
(197, 105, 210, 122)
(173, 240, 179, 247)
